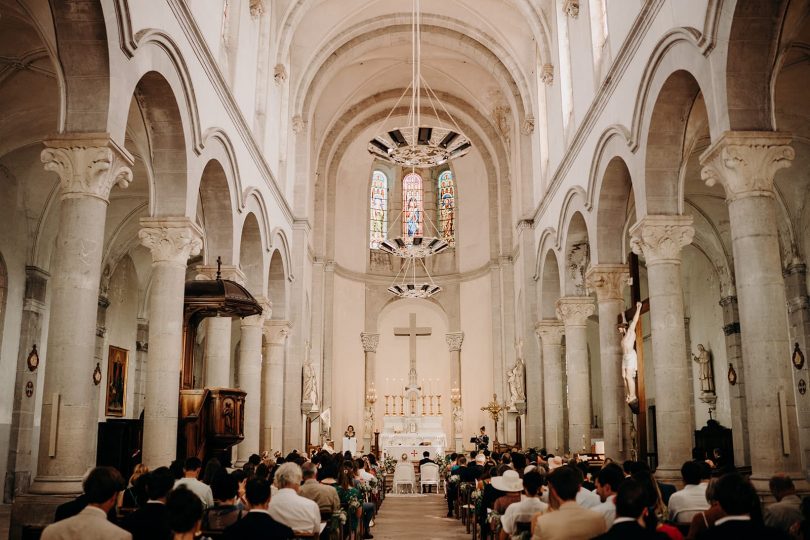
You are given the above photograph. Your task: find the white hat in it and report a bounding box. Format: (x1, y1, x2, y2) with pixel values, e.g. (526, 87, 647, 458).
(491, 469, 523, 492)
(475, 453, 487, 465)
(548, 456, 564, 470)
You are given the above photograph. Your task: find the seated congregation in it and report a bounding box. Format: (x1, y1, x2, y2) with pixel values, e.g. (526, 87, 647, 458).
(442, 448, 810, 540)
(40, 450, 385, 540)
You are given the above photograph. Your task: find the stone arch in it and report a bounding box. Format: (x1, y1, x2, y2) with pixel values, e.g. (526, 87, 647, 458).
(641, 69, 704, 215)
(560, 212, 592, 297)
(313, 91, 510, 262)
(295, 17, 532, 123)
(48, 0, 109, 132)
(723, 0, 789, 131)
(267, 249, 287, 320)
(538, 248, 563, 319)
(196, 159, 235, 265)
(593, 156, 636, 265)
(239, 213, 265, 296)
(129, 71, 190, 218)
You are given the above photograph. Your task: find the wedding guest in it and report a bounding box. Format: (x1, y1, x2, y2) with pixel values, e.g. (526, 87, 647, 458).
(174, 457, 213, 509)
(765, 475, 803, 534)
(121, 466, 174, 540)
(268, 462, 321, 535)
(668, 461, 709, 524)
(223, 478, 293, 540)
(501, 470, 548, 537)
(166, 487, 202, 540)
(530, 466, 606, 540)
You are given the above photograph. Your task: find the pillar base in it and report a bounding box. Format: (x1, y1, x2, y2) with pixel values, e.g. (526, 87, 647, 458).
(28, 475, 83, 495)
(455, 437, 463, 453)
(10, 493, 76, 540)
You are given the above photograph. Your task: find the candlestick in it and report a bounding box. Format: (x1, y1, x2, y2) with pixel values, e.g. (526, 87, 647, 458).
(421, 395, 427, 416)
(437, 394, 442, 415)
(384, 395, 390, 416)
(429, 395, 434, 416)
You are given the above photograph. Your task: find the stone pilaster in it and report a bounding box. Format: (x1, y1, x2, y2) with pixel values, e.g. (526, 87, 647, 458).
(701, 131, 804, 483)
(4, 267, 49, 501)
(783, 262, 810, 478)
(445, 332, 464, 451)
(556, 297, 596, 453)
(630, 215, 694, 477)
(31, 135, 133, 494)
(262, 320, 290, 453)
(535, 321, 565, 453)
(719, 295, 749, 466)
(586, 264, 632, 461)
(138, 218, 203, 469)
(236, 308, 267, 465)
(360, 332, 379, 447)
(133, 320, 149, 417)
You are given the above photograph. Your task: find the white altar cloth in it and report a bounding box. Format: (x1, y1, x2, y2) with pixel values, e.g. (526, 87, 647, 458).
(384, 444, 444, 462)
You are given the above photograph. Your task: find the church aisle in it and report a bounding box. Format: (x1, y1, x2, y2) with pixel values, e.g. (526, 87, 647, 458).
(372, 494, 468, 539)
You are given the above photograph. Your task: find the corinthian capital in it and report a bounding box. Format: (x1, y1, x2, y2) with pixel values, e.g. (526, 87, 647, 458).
(263, 320, 292, 345)
(446, 332, 464, 352)
(360, 332, 379, 353)
(138, 217, 203, 267)
(629, 215, 694, 265)
(585, 264, 629, 302)
(540, 64, 554, 86)
(41, 134, 134, 203)
(534, 320, 564, 344)
(700, 131, 794, 202)
(556, 297, 595, 327)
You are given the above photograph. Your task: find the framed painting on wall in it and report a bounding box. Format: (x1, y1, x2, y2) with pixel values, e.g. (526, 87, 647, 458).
(105, 346, 128, 417)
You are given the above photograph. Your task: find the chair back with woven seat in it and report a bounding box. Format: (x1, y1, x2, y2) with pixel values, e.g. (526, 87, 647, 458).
(393, 462, 415, 493)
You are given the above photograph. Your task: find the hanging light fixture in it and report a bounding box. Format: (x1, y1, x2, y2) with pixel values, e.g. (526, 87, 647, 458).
(367, 0, 472, 168)
(387, 255, 442, 299)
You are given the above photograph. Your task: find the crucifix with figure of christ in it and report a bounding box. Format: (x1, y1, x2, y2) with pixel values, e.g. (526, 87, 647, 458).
(394, 313, 432, 415)
(618, 253, 652, 464)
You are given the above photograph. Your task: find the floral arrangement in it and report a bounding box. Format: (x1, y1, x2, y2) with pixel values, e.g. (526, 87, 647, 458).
(447, 473, 461, 486)
(383, 455, 397, 473)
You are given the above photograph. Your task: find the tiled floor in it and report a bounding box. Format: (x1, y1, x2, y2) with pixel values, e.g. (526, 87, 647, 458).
(372, 494, 469, 539)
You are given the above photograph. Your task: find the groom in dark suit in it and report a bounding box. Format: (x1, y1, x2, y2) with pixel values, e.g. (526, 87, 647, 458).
(224, 478, 293, 540)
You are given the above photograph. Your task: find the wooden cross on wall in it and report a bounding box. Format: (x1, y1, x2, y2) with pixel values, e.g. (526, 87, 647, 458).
(618, 253, 652, 464)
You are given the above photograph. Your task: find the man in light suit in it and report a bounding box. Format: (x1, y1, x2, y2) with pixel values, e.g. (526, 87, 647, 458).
(530, 466, 606, 540)
(42, 466, 131, 540)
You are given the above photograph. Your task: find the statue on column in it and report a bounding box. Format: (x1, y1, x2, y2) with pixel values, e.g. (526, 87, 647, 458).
(619, 302, 643, 406)
(363, 404, 374, 436)
(507, 338, 526, 405)
(692, 344, 715, 394)
(452, 406, 464, 435)
(302, 341, 319, 406)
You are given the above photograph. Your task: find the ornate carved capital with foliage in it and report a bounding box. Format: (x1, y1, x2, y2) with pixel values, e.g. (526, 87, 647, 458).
(446, 332, 464, 352)
(541, 64, 554, 86)
(700, 131, 794, 202)
(41, 134, 134, 203)
(629, 215, 694, 265)
(555, 296, 595, 327)
(263, 320, 292, 345)
(585, 264, 630, 301)
(360, 332, 380, 353)
(138, 218, 203, 267)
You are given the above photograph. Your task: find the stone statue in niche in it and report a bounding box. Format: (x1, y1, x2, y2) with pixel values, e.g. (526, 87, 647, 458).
(692, 344, 715, 394)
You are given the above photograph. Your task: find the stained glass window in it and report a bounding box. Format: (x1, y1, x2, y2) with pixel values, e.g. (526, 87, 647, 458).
(369, 170, 388, 249)
(402, 172, 424, 240)
(437, 170, 455, 245)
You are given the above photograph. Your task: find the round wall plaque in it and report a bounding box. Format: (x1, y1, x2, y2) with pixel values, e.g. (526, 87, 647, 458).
(26, 345, 39, 372)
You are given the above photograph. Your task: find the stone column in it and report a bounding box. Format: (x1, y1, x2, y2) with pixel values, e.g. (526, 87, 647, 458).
(535, 321, 565, 454)
(203, 317, 231, 387)
(719, 295, 750, 466)
(556, 297, 596, 453)
(195, 265, 245, 389)
(360, 332, 379, 449)
(138, 218, 203, 469)
(446, 332, 464, 452)
(783, 262, 810, 476)
(701, 132, 804, 483)
(629, 215, 694, 477)
(4, 267, 49, 501)
(261, 320, 290, 453)
(586, 265, 631, 461)
(236, 310, 266, 465)
(30, 135, 133, 494)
